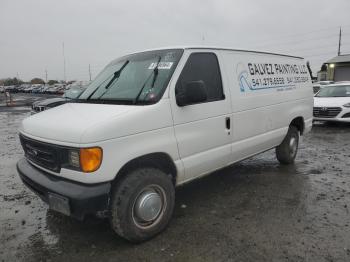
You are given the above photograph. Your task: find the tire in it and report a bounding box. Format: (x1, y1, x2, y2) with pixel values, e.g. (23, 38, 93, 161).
(276, 126, 299, 165)
(110, 167, 175, 242)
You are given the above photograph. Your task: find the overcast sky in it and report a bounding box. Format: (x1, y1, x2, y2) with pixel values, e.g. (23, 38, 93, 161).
(1, 0, 350, 81)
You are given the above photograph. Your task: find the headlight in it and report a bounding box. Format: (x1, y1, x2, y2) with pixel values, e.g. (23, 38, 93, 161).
(67, 147, 103, 172)
(343, 103, 350, 108)
(68, 150, 80, 168)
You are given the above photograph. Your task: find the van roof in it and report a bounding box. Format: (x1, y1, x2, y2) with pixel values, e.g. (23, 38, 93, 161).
(128, 46, 304, 60)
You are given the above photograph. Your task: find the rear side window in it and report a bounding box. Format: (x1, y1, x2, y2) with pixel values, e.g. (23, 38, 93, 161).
(176, 53, 224, 103)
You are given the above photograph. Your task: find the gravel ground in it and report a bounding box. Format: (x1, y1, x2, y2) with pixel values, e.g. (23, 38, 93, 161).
(1, 103, 350, 262)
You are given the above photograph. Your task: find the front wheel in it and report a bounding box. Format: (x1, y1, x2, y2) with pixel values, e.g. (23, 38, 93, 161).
(276, 126, 299, 165)
(109, 167, 175, 242)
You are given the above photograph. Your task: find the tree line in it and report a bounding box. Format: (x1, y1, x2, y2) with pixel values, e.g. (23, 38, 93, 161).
(0, 77, 60, 86)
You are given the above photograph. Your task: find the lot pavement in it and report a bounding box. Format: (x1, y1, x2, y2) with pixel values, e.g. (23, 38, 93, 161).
(1, 101, 350, 262)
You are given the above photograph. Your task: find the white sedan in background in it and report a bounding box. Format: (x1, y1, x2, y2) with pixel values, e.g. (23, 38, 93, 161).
(314, 82, 350, 122)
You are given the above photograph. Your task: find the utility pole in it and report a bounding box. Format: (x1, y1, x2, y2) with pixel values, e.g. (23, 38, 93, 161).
(45, 69, 48, 83)
(62, 42, 66, 82)
(337, 27, 342, 56)
(88, 64, 92, 81)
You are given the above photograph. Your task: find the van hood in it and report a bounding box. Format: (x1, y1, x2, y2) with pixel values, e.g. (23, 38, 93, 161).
(20, 100, 172, 144)
(21, 103, 137, 144)
(314, 97, 350, 107)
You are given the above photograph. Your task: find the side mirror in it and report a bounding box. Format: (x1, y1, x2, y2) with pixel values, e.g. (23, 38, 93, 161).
(176, 80, 207, 106)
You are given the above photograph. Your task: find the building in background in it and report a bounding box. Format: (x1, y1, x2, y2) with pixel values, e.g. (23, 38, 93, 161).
(318, 54, 350, 82)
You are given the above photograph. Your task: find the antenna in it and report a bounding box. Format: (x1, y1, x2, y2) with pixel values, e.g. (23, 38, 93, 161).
(337, 27, 342, 56)
(45, 69, 48, 83)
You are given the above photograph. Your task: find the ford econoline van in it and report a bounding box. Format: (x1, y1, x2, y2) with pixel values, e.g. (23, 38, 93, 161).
(17, 47, 313, 242)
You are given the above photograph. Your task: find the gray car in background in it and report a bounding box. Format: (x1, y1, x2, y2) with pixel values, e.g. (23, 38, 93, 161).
(31, 86, 86, 114)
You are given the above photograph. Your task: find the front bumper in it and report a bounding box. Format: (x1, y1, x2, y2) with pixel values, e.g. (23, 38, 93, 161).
(313, 117, 350, 122)
(17, 158, 111, 220)
(313, 107, 350, 122)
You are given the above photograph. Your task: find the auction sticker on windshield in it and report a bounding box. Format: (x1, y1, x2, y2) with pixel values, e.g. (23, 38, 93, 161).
(148, 62, 173, 70)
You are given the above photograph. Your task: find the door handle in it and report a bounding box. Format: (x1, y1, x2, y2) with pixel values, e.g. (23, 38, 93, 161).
(225, 117, 231, 131)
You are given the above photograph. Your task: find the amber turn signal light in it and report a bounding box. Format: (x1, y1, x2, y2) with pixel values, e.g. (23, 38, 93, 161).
(80, 147, 103, 172)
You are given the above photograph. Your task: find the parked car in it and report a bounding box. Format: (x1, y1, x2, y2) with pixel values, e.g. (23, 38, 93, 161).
(40, 85, 50, 93)
(313, 82, 350, 122)
(44, 86, 56, 94)
(56, 86, 66, 95)
(312, 81, 334, 93)
(16, 85, 25, 93)
(23, 86, 34, 93)
(4, 86, 17, 93)
(46, 85, 65, 94)
(31, 86, 86, 114)
(17, 47, 313, 242)
(31, 86, 42, 94)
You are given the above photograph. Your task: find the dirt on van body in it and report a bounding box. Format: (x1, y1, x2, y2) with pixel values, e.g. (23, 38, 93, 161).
(1, 102, 350, 262)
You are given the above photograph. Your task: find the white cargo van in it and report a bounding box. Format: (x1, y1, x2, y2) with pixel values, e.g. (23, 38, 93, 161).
(17, 47, 313, 242)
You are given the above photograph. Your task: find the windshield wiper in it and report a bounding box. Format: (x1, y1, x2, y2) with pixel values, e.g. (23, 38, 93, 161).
(87, 60, 129, 100)
(133, 56, 161, 104)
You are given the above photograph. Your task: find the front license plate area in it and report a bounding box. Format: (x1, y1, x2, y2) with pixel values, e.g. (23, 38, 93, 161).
(48, 193, 71, 216)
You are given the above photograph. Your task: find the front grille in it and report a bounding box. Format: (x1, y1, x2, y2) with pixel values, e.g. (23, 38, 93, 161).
(32, 105, 45, 112)
(20, 135, 60, 172)
(313, 107, 342, 118)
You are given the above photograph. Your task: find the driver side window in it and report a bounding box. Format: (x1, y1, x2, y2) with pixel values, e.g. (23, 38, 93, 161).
(175, 52, 224, 104)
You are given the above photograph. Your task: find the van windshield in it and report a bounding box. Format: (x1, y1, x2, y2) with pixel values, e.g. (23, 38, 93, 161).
(316, 85, 350, 97)
(79, 49, 183, 105)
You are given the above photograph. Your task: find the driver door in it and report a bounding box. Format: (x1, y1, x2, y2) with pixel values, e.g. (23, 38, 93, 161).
(169, 51, 232, 182)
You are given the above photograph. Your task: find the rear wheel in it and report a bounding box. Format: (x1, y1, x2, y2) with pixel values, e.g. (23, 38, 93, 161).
(276, 126, 299, 165)
(110, 167, 175, 242)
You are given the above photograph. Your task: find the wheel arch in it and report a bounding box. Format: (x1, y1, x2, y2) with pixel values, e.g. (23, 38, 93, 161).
(290, 116, 305, 135)
(113, 152, 178, 186)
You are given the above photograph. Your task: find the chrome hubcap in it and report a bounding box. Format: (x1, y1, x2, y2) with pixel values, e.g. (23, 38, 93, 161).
(135, 190, 161, 221)
(132, 185, 166, 228)
(289, 137, 297, 157)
